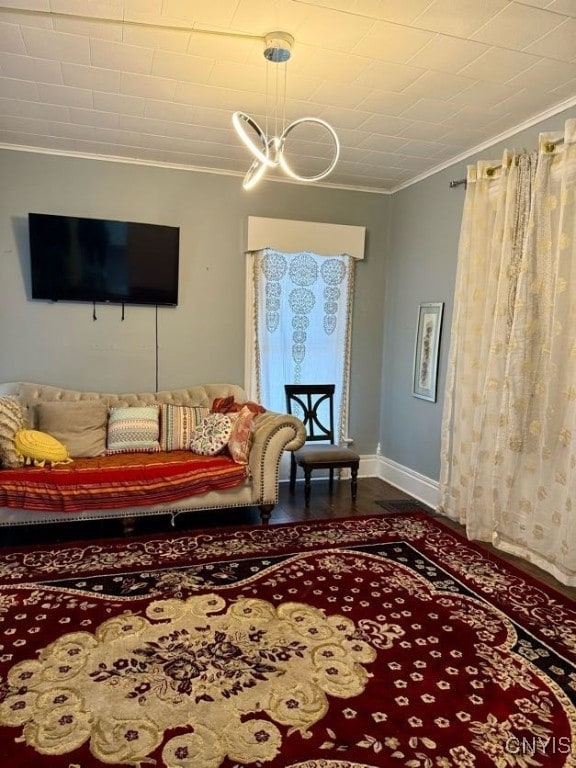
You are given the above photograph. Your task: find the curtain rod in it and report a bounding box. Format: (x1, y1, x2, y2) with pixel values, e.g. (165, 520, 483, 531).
(449, 135, 566, 189)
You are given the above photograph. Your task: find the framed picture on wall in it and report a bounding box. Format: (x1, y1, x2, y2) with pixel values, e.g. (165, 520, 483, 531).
(412, 302, 444, 402)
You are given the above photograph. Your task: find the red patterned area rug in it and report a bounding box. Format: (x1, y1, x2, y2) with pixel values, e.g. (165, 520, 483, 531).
(0, 512, 574, 768)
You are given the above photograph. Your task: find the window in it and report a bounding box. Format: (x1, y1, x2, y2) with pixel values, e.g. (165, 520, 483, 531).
(245, 218, 365, 442)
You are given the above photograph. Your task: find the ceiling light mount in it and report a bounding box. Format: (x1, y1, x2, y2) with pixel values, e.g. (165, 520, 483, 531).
(232, 31, 339, 190)
(263, 31, 293, 63)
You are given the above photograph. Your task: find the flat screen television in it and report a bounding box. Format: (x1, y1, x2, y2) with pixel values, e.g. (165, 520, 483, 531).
(28, 213, 180, 306)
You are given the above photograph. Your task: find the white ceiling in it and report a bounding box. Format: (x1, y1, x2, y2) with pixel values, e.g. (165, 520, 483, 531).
(1, 0, 575, 193)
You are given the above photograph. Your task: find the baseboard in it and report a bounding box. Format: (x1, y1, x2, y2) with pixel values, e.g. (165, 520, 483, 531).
(366, 454, 439, 510)
(281, 452, 440, 511)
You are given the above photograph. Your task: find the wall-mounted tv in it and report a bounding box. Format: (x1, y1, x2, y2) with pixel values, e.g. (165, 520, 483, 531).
(28, 213, 180, 306)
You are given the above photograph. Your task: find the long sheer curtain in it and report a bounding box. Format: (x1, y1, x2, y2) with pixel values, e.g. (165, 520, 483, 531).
(439, 118, 576, 586)
(249, 248, 355, 442)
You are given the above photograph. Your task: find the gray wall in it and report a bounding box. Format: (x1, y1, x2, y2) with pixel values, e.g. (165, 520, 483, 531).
(0, 150, 390, 455)
(382, 105, 576, 481)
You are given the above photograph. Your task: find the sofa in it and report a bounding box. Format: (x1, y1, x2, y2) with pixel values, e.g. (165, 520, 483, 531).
(0, 382, 306, 528)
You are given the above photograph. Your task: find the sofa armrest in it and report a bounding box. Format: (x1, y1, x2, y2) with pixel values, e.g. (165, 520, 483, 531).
(249, 411, 306, 504)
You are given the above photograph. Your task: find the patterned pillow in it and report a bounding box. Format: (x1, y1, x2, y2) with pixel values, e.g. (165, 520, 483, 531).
(227, 406, 256, 464)
(159, 404, 209, 451)
(0, 396, 26, 468)
(189, 413, 235, 456)
(106, 406, 161, 454)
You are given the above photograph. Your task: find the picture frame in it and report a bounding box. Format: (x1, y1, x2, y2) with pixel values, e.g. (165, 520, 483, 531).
(412, 302, 444, 402)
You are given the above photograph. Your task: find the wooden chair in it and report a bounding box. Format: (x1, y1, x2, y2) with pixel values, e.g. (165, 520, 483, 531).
(284, 384, 359, 506)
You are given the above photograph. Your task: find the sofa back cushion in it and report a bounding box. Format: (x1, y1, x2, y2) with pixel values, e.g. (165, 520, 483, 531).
(36, 401, 108, 458)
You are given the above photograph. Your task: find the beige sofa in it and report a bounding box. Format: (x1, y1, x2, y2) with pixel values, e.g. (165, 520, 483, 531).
(0, 382, 306, 527)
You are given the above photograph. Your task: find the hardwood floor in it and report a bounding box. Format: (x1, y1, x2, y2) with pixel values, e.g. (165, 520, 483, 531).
(0, 477, 574, 601)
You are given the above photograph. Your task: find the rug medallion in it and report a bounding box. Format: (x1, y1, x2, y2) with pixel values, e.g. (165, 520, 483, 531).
(0, 512, 574, 767)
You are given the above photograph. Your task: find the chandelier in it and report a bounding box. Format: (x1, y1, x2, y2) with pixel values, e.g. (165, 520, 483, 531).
(232, 32, 340, 190)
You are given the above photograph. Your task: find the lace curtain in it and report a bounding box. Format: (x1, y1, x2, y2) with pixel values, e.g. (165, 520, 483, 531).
(439, 118, 576, 586)
(250, 249, 355, 443)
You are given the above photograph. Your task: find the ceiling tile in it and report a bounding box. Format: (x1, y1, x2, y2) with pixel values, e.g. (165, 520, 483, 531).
(61, 62, 120, 91)
(0, 1, 50, 11)
(151, 49, 215, 83)
(459, 47, 541, 83)
(20, 25, 90, 63)
(50, 1, 124, 20)
(411, 0, 509, 37)
(311, 80, 375, 110)
(400, 97, 461, 122)
(93, 90, 146, 116)
(356, 90, 415, 116)
(69, 106, 120, 128)
(407, 35, 489, 74)
(506, 57, 576, 87)
(319, 105, 373, 130)
(37, 81, 92, 107)
(89, 38, 153, 74)
(351, 20, 435, 64)
(447, 80, 520, 110)
(0, 76, 39, 100)
(19, 100, 70, 121)
(289, 46, 370, 83)
(161, 0, 239, 27)
(0, 52, 62, 83)
(350, 0, 436, 26)
(354, 60, 425, 91)
(472, 2, 564, 49)
(52, 16, 123, 40)
(546, 0, 576, 16)
(357, 113, 412, 134)
(0, 21, 27, 54)
(403, 70, 476, 100)
(525, 18, 576, 61)
(357, 133, 409, 152)
(120, 72, 177, 100)
(398, 120, 451, 141)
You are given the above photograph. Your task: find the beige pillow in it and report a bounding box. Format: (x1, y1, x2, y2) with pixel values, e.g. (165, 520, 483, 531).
(36, 401, 108, 458)
(0, 396, 26, 468)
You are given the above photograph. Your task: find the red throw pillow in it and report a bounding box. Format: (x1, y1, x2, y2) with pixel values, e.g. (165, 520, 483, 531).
(211, 397, 265, 415)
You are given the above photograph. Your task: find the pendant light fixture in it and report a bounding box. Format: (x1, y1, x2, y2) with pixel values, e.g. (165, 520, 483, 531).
(232, 32, 340, 190)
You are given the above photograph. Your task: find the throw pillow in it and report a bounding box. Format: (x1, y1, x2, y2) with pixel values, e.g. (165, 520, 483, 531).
(227, 405, 256, 464)
(189, 413, 235, 456)
(211, 396, 266, 415)
(36, 401, 108, 458)
(0, 396, 26, 468)
(106, 406, 161, 454)
(14, 429, 72, 467)
(159, 404, 210, 451)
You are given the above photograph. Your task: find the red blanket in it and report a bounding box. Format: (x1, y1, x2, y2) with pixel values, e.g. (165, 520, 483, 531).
(0, 451, 248, 512)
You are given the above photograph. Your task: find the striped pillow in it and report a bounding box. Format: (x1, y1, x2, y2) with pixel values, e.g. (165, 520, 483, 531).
(106, 406, 161, 454)
(159, 404, 209, 451)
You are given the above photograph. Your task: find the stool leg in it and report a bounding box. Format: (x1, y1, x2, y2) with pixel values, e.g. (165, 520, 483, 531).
(304, 468, 312, 506)
(289, 454, 296, 494)
(351, 464, 359, 501)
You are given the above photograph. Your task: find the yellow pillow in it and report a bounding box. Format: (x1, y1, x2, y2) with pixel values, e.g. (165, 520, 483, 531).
(14, 429, 73, 467)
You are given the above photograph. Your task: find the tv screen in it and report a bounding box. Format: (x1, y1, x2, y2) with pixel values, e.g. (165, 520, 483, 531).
(28, 213, 180, 306)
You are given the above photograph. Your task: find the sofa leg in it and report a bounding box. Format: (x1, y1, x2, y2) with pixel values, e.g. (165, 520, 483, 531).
(122, 516, 136, 536)
(259, 504, 274, 525)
